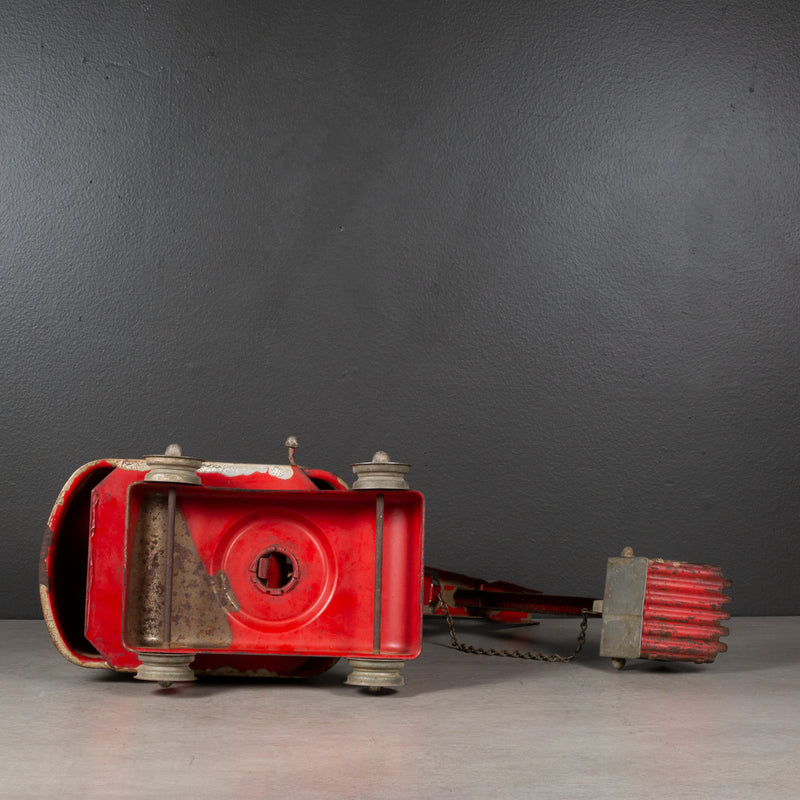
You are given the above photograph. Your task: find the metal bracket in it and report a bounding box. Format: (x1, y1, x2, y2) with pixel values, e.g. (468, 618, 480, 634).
(599, 556, 648, 660)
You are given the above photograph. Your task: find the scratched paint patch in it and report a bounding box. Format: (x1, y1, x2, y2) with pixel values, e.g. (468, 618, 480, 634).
(198, 463, 294, 480)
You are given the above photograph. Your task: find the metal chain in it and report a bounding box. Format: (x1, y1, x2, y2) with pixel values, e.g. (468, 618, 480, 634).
(436, 586, 589, 663)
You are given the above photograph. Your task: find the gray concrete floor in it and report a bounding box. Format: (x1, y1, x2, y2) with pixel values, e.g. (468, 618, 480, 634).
(1, 617, 797, 799)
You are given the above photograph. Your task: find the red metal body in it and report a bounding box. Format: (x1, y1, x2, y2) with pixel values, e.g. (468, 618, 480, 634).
(40, 458, 424, 679)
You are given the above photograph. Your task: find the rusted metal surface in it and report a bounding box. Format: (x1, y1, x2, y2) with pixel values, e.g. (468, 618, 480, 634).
(210, 570, 240, 612)
(124, 491, 233, 650)
(162, 488, 177, 645)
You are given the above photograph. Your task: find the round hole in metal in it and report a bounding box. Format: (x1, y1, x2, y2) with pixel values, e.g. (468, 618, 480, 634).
(249, 549, 298, 595)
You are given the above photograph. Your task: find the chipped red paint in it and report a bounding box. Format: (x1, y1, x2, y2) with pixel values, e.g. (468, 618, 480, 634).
(640, 560, 731, 663)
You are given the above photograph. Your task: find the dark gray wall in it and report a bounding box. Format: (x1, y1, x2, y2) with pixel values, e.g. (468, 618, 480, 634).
(3, 0, 798, 618)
